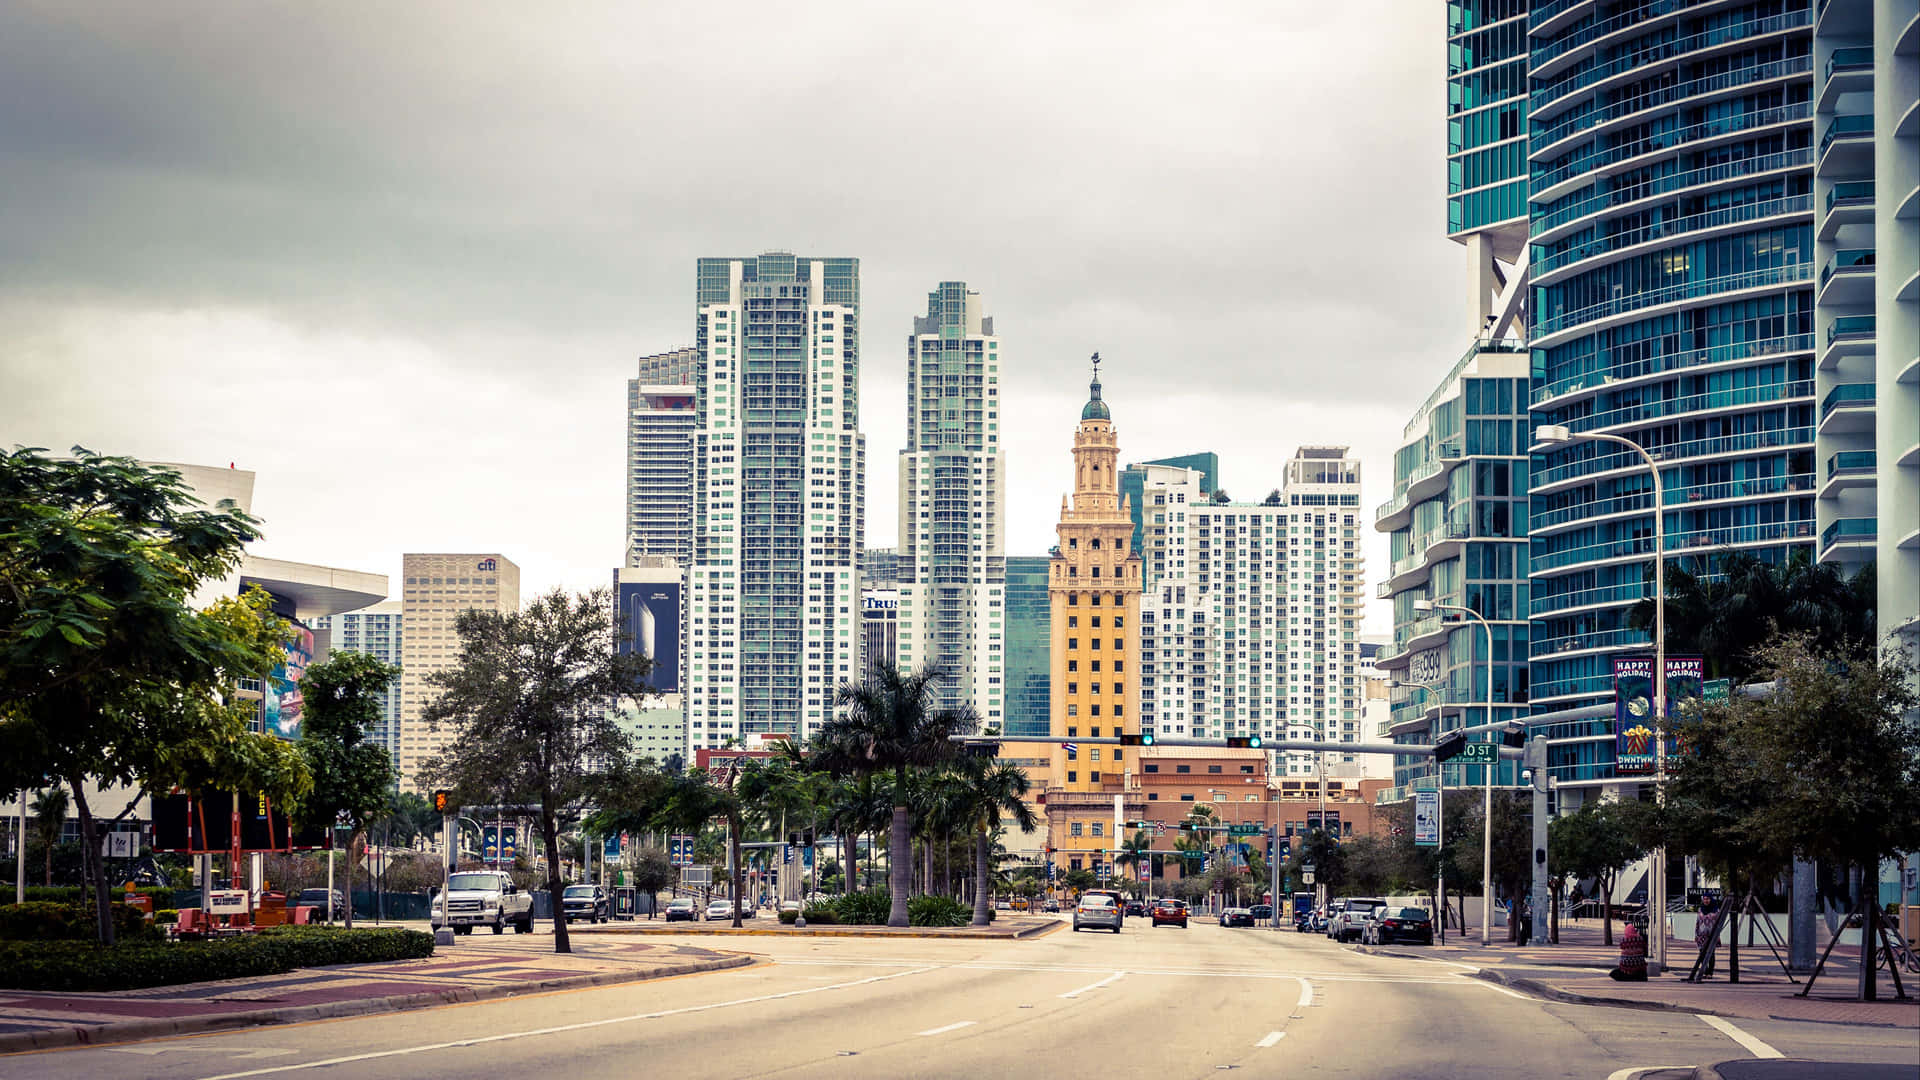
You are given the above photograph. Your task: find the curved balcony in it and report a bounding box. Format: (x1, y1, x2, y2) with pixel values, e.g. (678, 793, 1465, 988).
(1530, 426, 1815, 494)
(1819, 314, 1876, 370)
(1533, 102, 1813, 204)
(1818, 248, 1876, 306)
(1529, 518, 1817, 576)
(1533, 262, 1813, 342)
(1530, 0, 1708, 80)
(1532, 148, 1811, 243)
(1819, 517, 1876, 562)
(1530, 7, 1812, 118)
(1818, 382, 1875, 435)
(1543, 379, 1813, 439)
(1532, 626, 1650, 659)
(1820, 181, 1875, 240)
(1531, 580, 1652, 618)
(1531, 55, 1811, 163)
(1529, 0, 1596, 38)
(1818, 113, 1874, 178)
(1819, 450, 1876, 500)
(1529, 672, 1617, 705)
(1531, 332, 1814, 408)
(1530, 471, 1816, 536)
(1532, 194, 1811, 284)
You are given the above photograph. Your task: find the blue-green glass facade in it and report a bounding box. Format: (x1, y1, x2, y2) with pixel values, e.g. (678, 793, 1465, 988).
(1002, 555, 1051, 737)
(1123, 452, 1218, 553)
(1447, 0, 1531, 236)
(1524, 0, 1818, 784)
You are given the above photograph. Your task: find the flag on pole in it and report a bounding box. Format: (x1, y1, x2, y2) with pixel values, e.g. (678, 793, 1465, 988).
(1061, 742, 1078, 758)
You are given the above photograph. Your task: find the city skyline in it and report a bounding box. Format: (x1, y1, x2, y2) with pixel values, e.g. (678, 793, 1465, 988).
(0, 2, 1460, 630)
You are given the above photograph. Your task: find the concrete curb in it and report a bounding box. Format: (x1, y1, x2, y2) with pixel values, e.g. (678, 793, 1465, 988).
(0, 951, 756, 1055)
(1351, 943, 1615, 970)
(1466, 966, 1709, 1015)
(575, 920, 1064, 941)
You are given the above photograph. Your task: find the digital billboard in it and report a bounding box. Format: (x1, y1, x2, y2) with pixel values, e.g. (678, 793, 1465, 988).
(262, 621, 314, 740)
(617, 579, 681, 692)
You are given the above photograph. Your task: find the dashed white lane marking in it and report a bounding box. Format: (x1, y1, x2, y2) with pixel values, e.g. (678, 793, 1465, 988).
(1058, 971, 1128, 998)
(1255, 1031, 1286, 1048)
(1295, 978, 1314, 1010)
(916, 1021, 977, 1037)
(1700, 1014, 1783, 1059)
(194, 966, 942, 1080)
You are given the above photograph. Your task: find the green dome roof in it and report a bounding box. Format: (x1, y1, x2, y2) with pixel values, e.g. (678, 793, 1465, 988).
(1082, 375, 1110, 420)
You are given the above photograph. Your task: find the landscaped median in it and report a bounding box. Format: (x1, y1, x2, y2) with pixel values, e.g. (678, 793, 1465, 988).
(0, 925, 436, 992)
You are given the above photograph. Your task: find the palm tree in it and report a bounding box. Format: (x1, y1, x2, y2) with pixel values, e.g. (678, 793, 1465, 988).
(1627, 549, 1877, 680)
(31, 787, 68, 886)
(1114, 830, 1153, 896)
(819, 662, 975, 927)
(651, 769, 747, 927)
(952, 756, 1036, 925)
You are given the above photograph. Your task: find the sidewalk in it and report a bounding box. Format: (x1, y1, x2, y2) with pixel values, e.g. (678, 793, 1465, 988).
(1358, 917, 1918, 1029)
(0, 935, 752, 1053)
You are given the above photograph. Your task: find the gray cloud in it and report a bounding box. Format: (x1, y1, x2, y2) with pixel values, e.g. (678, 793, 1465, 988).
(2, 1, 1475, 626)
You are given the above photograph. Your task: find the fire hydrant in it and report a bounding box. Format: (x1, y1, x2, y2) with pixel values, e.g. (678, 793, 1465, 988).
(1610, 922, 1648, 981)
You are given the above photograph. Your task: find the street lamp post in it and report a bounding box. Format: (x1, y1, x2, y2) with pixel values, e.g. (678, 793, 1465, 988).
(1535, 423, 1668, 974)
(1418, 598, 1496, 945)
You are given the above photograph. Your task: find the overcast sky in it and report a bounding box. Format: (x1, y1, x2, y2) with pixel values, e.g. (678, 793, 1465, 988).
(2, 2, 1475, 633)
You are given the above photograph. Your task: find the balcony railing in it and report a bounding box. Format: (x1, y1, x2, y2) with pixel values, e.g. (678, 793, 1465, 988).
(1531, 580, 1652, 617)
(1827, 450, 1877, 477)
(1530, 8, 1810, 111)
(1534, 103, 1813, 194)
(1820, 113, 1873, 154)
(1828, 315, 1876, 344)
(1821, 382, 1876, 420)
(1533, 194, 1811, 279)
(1533, 426, 1814, 490)
(1531, 332, 1814, 405)
(1535, 262, 1812, 337)
(1821, 249, 1876, 288)
(1530, 519, 1817, 574)
(1532, 56, 1811, 153)
(1531, 0, 1710, 73)
(1820, 517, 1876, 549)
(1530, 472, 1814, 532)
(1826, 180, 1875, 212)
(1825, 47, 1874, 80)
(1550, 378, 1813, 435)
(1532, 626, 1650, 657)
(1532, 148, 1811, 238)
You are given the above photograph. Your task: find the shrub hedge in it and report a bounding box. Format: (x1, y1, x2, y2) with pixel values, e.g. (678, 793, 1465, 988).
(0, 926, 435, 992)
(0, 902, 162, 943)
(833, 889, 892, 926)
(907, 894, 970, 927)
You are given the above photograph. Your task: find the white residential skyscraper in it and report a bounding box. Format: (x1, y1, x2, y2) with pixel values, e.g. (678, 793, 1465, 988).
(625, 375, 697, 568)
(1138, 447, 1366, 776)
(896, 281, 1005, 721)
(308, 600, 404, 774)
(687, 253, 865, 749)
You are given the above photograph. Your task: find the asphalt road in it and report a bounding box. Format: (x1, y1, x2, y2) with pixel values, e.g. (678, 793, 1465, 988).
(3, 916, 1915, 1080)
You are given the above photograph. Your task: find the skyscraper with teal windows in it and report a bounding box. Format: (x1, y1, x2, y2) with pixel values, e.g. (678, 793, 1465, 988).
(1524, 2, 1820, 774)
(1449, 0, 1533, 337)
(1002, 555, 1052, 737)
(687, 253, 865, 751)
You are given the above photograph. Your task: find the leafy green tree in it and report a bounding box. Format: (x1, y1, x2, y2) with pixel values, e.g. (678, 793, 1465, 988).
(30, 787, 67, 887)
(1283, 829, 1347, 894)
(420, 587, 649, 954)
(648, 769, 746, 926)
(1549, 798, 1660, 945)
(1627, 550, 1876, 682)
(817, 662, 975, 927)
(624, 846, 678, 917)
(1341, 835, 1395, 897)
(380, 791, 441, 850)
(1061, 867, 1096, 893)
(0, 449, 310, 942)
(298, 651, 399, 928)
(952, 756, 1036, 925)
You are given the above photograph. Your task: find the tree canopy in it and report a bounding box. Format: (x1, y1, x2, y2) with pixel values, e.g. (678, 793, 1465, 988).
(1627, 549, 1876, 681)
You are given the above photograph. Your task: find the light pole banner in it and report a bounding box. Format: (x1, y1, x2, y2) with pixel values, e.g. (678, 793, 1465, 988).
(1413, 790, 1440, 847)
(1613, 657, 1657, 774)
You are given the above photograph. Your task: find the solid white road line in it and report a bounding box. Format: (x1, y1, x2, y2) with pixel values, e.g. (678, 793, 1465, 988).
(1699, 1014, 1784, 1059)
(1255, 1031, 1286, 1048)
(1605, 1068, 1694, 1080)
(1295, 977, 1314, 1010)
(1465, 977, 1536, 1001)
(1058, 971, 1128, 998)
(915, 1021, 977, 1037)
(194, 966, 943, 1080)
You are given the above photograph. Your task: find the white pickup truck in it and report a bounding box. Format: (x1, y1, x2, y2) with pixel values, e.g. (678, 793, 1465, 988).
(432, 870, 535, 935)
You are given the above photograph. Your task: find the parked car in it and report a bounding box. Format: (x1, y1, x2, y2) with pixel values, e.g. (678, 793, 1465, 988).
(1329, 897, 1388, 942)
(1010, 897, 1030, 911)
(1072, 893, 1122, 933)
(1151, 898, 1189, 928)
(1322, 899, 1348, 938)
(294, 887, 345, 921)
(561, 884, 609, 923)
(1220, 907, 1256, 928)
(1125, 900, 1148, 917)
(1042, 899, 1061, 913)
(995, 899, 1012, 910)
(664, 898, 699, 922)
(706, 899, 740, 921)
(780, 899, 801, 915)
(1363, 906, 1435, 946)
(1249, 903, 1274, 925)
(432, 871, 535, 936)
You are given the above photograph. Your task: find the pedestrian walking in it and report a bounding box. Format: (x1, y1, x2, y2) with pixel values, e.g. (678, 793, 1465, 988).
(1694, 896, 1718, 977)
(1518, 895, 1533, 946)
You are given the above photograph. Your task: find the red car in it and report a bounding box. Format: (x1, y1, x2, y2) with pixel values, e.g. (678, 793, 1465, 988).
(1151, 899, 1189, 928)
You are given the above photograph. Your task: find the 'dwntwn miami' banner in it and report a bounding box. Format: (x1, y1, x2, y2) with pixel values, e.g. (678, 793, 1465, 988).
(1614, 656, 1705, 774)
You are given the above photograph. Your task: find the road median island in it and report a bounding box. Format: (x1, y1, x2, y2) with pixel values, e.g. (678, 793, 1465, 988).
(574, 917, 1063, 940)
(0, 940, 756, 1054)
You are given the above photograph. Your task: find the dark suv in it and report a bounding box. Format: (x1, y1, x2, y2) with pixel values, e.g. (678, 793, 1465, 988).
(561, 884, 609, 923)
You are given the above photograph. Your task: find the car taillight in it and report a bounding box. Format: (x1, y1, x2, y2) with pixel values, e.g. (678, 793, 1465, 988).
(1383, 920, 1399, 928)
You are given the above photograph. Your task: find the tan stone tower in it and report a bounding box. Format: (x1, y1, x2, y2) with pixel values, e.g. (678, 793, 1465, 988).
(1045, 356, 1145, 882)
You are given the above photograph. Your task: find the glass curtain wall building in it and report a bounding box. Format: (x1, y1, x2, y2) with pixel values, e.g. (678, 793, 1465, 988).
(1003, 555, 1053, 737)
(1123, 452, 1218, 554)
(896, 282, 1006, 722)
(688, 253, 865, 750)
(1525, 2, 1821, 776)
(1377, 343, 1533, 799)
